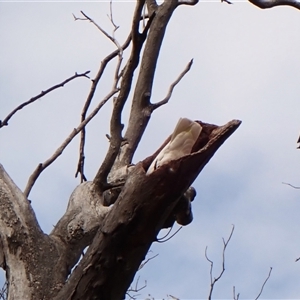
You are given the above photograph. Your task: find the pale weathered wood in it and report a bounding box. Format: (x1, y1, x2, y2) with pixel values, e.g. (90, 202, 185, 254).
(0, 0, 244, 299)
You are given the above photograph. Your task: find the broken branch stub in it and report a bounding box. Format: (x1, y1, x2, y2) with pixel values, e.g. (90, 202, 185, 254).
(144, 119, 241, 181)
(54, 118, 241, 300)
(143, 118, 241, 227)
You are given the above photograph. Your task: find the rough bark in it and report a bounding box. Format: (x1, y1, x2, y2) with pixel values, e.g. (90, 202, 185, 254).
(0, 167, 111, 299)
(53, 119, 241, 300)
(0, 0, 246, 299)
(112, 0, 180, 170)
(0, 118, 240, 300)
(0, 165, 59, 300)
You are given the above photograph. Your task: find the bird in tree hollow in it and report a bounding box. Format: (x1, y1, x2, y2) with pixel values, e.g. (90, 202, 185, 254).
(147, 117, 202, 174)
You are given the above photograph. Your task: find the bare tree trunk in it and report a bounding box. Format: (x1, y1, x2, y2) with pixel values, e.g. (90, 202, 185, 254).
(0, 1, 244, 299)
(53, 120, 240, 300)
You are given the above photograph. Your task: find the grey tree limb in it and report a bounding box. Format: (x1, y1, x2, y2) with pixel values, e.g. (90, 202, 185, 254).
(151, 59, 193, 110)
(248, 0, 300, 9)
(54, 119, 241, 300)
(0, 164, 60, 299)
(75, 29, 131, 183)
(116, 0, 179, 169)
(0, 71, 90, 128)
(0, 165, 113, 299)
(0, 0, 246, 299)
(24, 88, 119, 198)
(94, 0, 151, 191)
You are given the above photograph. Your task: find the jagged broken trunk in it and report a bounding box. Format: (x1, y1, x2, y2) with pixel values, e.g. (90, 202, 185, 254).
(53, 119, 241, 300)
(0, 119, 240, 300)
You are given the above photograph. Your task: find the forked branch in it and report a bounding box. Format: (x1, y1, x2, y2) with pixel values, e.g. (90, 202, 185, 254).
(24, 88, 119, 198)
(152, 59, 193, 110)
(205, 225, 235, 300)
(119, 0, 180, 167)
(0, 71, 90, 128)
(78, 11, 122, 49)
(75, 32, 131, 182)
(93, 0, 153, 191)
(233, 267, 272, 299)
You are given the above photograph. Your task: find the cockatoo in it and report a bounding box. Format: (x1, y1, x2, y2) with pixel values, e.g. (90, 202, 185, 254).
(147, 118, 202, 174)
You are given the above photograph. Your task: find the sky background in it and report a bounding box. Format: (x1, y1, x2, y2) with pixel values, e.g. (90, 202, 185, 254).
(1, 0, 300, 299)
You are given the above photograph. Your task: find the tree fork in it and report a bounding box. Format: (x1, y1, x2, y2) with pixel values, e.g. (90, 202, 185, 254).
(54, 119, 241, 300)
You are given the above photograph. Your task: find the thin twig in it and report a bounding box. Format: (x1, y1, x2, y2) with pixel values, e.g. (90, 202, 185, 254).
(0, 71, 90, 128)
(282, 182, 300, 189)
(126, 276, 147, 299)
(75, 33, 131, 182)
(156, 226, 182, 243)
(138, 253, 159, 270)
(74, 8, 128, 182)
(79, 11, 121, 50)
(24, 88, 119, 198)
(75, 145, 87, 182)
(151, 59, 193, 110)
(233, 286, 240, 300)
(221, 0, 233, 4)
(157, 226, 173, 241)
(248, 0, 300, 10)
(178, 0, 199, 6)
(94, 0, 150, 191)
(107, 0, 119, 34)
(206, 225, 235, 300)
(254, 267, 272, 300)
(0, 280, 8, 300)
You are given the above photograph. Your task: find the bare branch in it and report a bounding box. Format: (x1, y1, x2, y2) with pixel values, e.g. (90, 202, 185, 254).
(156, 226, 182, 243)
(221, 0, 233, 4)
(248, 0, 300, 9)
(138, 253, 159, 271)
(233, 286, 240, 300)
(94, 0, 151, 191)
(24, 88, 119, 198)
(151, 59, 193, 110)
(75, 143, 87, 182)
(178, 0, 199, 5)
(254, 267, 272, 300)
(75, 33, 131, 183)
(72, 13, 85, 21)
(126, 276, 147, 299)
(118, 0, 180, 168)
(54, 119, 241, 300)
(157, 226, 173, 240)
(0, 281, 8, 300)
(0, 71, 90, 128)
(107, 0, 119, 33)
(79, 11, 122, 50)
(206, 225, 235, 300)
(282, 182, 300, 189)
(146, 0, 158, 14)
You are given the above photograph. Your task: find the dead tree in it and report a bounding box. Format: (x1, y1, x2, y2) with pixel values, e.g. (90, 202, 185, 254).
(1, 0, 295, 298)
